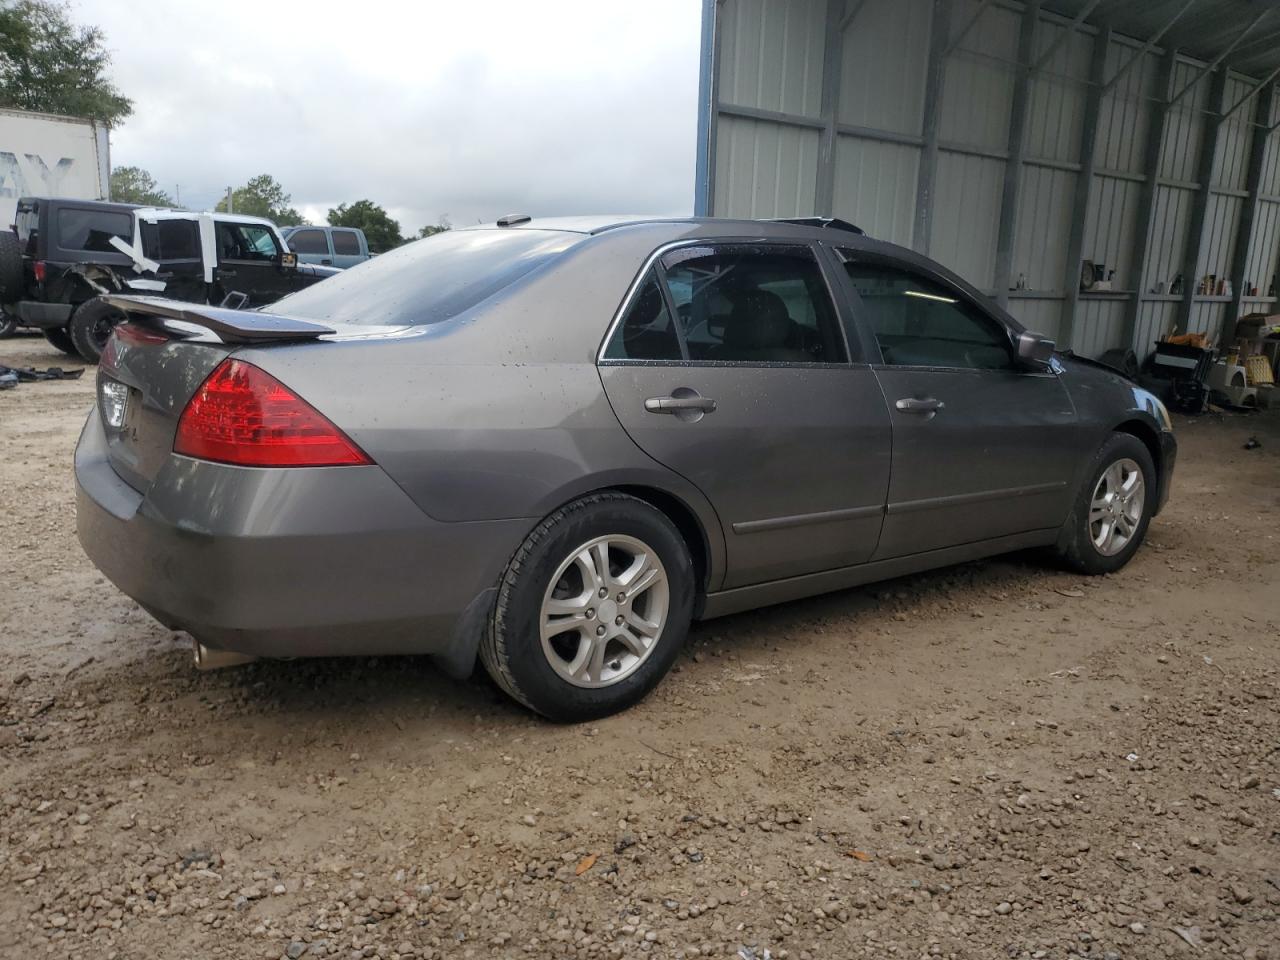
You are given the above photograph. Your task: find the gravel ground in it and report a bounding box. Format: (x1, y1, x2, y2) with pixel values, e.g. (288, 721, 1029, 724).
(1, 332, 1278, 960)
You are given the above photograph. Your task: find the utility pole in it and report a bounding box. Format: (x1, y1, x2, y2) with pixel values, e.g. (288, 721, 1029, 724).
(175, 184, 180, 207)
(225, 186, 233, 214)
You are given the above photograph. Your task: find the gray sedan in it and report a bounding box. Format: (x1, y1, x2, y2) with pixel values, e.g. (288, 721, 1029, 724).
(75, 216, 1176, 720)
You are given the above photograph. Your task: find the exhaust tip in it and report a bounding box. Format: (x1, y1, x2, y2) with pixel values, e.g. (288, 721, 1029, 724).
(193, 641, 259, 671)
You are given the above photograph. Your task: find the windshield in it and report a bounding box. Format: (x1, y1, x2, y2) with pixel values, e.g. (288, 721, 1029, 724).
(269, 228, 582, 326)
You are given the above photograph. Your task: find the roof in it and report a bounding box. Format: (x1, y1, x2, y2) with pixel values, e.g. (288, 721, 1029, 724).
(459, 215, 870, 238)
(1046, 0, 1280, 81)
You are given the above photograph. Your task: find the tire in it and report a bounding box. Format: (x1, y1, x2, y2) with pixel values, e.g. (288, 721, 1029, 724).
(43, 326, 80, 357)
(68, 297, 127, 364)
(0, 230, 23, 302)
(480, 492, 695, 722)
(1057, 433, 1157, 575)
(0, 311, 16, 339)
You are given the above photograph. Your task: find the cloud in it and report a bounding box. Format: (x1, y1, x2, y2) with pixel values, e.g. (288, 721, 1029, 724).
(76, 0, 702, 233)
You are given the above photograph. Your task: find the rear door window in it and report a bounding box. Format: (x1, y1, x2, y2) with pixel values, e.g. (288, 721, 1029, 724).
(57, 208, 132, 253)
(331, 230, 360, 255)
(603, 270, 682, 361)
(288, 229, 329, 254)
(658, 244, 847, 364)
(140, 219, 200, 261)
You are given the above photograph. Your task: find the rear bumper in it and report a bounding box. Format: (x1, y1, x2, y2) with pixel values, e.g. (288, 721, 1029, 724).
(15, 300, 72, 329)
(74, 408, 531, 667)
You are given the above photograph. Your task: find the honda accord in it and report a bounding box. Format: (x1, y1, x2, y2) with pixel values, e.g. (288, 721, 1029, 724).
(75, 216, 1176, 720)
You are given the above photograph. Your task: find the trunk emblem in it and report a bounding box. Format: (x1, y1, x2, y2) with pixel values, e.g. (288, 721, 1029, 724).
(101, 379, 129, 428)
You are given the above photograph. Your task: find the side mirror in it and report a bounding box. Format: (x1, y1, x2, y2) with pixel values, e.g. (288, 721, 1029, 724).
(1016, 330, 1056, 368)
(281, 251, 298, 270)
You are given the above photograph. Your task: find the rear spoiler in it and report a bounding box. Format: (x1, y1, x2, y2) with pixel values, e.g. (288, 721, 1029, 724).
(101, 295, 335, 344)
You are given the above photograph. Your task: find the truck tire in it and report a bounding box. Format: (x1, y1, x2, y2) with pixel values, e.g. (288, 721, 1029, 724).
(69, 297, 127, 364)
(43, 327, 79, 357)
(0, 231, 23, 303)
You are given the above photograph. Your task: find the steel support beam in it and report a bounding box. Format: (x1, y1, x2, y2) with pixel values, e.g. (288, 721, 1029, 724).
(1228, 83, 1275, 330)
(1177, 68, 1229, 334)
(1123, 47, 1178, 353)
(1222, 64, 1280, 121)
(1031, 0, 1102, 75)
(993, 0, 1039, 307)
(693, 0, 721, 216)
(1100, 0, 1194, 94)
(816, 0, 846, 217)
(839, 0, 867, 32)
(1167, 9, 1271, 108)
(1060, 26, 1112, 350)
(945, 0, 993, 57)
(914, 0, 952, 255)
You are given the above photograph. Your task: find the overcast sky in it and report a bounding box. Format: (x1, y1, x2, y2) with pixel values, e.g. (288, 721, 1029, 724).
(72, 0, 703, 234)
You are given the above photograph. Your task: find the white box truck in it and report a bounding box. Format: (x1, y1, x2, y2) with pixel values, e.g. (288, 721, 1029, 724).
(0, 107, 110, 229)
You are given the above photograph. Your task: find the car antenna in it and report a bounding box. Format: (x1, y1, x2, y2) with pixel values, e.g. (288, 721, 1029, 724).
(496, 214, 532, 227)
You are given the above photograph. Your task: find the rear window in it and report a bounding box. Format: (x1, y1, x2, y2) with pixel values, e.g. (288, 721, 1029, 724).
(57, 208, 132, 253)
(271, 228, 582, 326)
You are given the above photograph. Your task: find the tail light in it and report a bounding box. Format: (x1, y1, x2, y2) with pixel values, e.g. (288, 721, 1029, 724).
(175, 359, 371, 467)
(32, 260, 46, 283)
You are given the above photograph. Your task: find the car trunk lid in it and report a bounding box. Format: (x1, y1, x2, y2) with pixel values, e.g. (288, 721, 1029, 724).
(96, 296, 369, 493)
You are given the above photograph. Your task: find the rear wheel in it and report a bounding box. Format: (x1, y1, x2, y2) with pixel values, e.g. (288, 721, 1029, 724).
(43, 326, 79, 357)
(1057, 433, 1156, 574)
(69, 297, 127, 363)
(480, 492, 695, 721)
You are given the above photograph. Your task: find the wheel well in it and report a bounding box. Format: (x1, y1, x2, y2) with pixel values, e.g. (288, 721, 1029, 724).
(613, 485, 711, 592)
(1114, 419, 1161, 474)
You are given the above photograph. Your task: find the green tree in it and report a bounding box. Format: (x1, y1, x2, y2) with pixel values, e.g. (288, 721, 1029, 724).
(216, 174, 304, 225)
(328, 199, 403, 253)
(417, 216, 452, 240)
(110, 165, 172, 206)
(0, 0, 132, 126)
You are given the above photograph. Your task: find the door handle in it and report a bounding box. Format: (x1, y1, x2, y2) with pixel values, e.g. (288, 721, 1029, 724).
(219, 268, 237, 277)
(645, 395, 717, 414)
(895, 397, 944, 414)
(321, 259, 332, 265)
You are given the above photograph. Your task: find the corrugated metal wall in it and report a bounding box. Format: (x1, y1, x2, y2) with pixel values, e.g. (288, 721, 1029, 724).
(703, 0, 1280, 360)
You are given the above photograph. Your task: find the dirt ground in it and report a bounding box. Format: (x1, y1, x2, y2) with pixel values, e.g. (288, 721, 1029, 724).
(1, 331, 1278, 960)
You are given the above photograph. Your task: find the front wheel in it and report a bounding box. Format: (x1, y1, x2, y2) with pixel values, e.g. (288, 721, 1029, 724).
(480, 492, 695, 722)
(1057, 433, 1156, 575)
(69, 297, 127, 364)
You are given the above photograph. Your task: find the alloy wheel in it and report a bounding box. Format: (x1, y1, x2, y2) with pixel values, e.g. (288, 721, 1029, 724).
(539, 534, 669, 688)
(1089, 458, 1145, 557)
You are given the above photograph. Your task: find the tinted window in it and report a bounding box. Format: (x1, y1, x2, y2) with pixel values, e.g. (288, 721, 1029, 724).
(57, 209, 132, 253)
(604, 271, 682, 360)
(272, 228, 582, 327)
(842, 259, 1013, 370)
(660, 245, 845, 363)
(289, 229, 329, 254)
(216, 222, 278, 262)
(331, 230, 360, 255)
(140, 219, 200, 261)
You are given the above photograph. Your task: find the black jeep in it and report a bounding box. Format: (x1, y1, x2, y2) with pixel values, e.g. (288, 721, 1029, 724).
(0, 197, 339, 362)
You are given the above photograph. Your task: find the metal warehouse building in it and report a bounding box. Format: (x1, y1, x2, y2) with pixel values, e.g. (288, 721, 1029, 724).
(694, 0, 1280, 360)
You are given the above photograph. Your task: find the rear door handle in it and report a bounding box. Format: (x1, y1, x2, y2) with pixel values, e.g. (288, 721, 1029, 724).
(219, 268, 237, 277)
(895, 397, 944, 414)
(645, 395, 717, 414)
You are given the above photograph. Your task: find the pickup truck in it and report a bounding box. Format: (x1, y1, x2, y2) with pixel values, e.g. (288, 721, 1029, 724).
(0, 197, 338, 362)
(280, 225, 371, 268)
